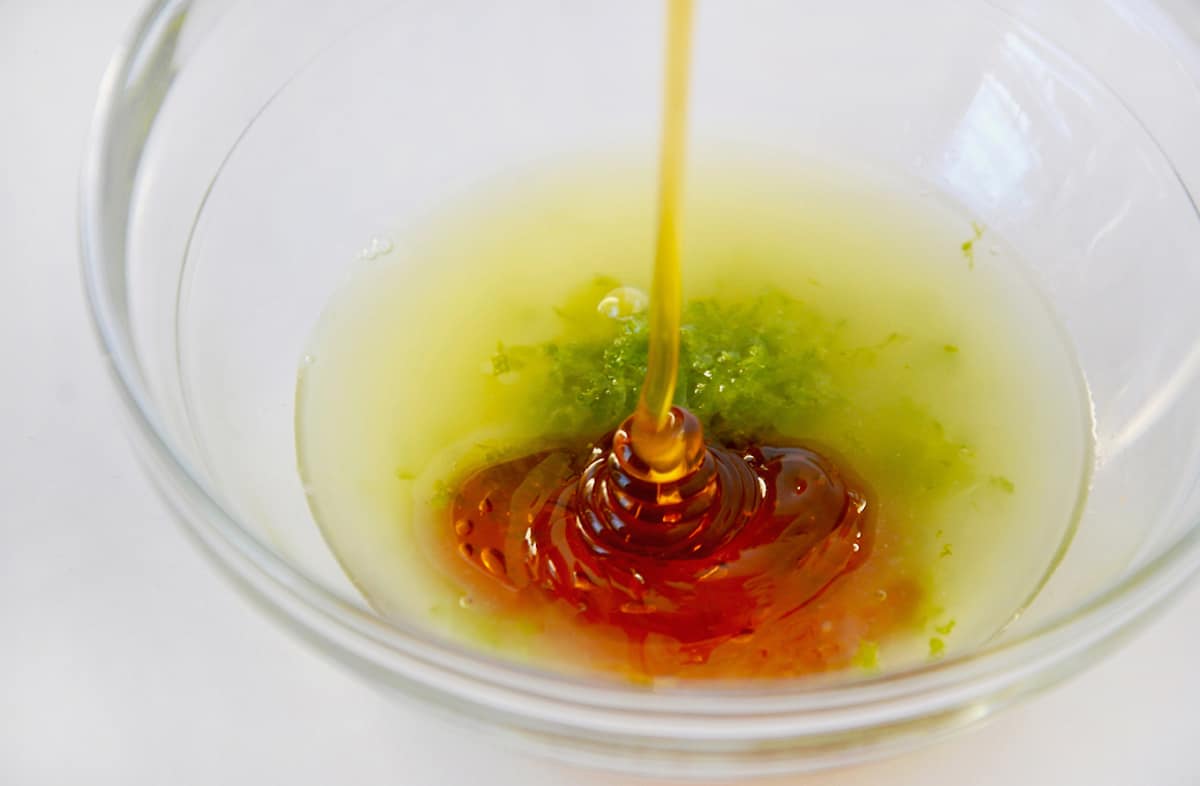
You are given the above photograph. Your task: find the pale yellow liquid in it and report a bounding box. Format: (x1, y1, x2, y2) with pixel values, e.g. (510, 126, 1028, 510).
(295, 159, 1093, 677)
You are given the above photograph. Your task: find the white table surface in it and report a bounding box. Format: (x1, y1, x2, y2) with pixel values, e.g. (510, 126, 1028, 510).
(3, 2, 1199, 784)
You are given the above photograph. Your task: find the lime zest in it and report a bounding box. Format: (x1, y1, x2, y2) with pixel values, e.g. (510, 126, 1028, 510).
(852, 640, 881, 671)
(989, 475, 1016, 494)
(961, 221, 985, 269)
(489, 283, 979, 497)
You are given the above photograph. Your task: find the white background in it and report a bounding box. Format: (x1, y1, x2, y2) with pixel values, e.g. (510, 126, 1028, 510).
(2, 1, 1199, 784)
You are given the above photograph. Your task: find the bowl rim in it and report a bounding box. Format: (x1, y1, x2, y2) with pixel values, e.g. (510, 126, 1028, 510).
(79, 0, 1200, 745)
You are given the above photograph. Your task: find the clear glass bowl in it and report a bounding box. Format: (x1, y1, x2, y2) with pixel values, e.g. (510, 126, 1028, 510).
(81, 0, 1200, 778)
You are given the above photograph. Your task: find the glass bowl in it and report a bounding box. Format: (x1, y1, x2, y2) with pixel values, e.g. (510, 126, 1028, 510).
(81, 0, 1200, 778)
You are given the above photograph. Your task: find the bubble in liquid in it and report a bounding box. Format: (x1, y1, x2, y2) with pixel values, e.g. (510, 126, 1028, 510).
(480, 547, 507, 577)
(358, 235, 395, 260)
(596, 286, 649, 320)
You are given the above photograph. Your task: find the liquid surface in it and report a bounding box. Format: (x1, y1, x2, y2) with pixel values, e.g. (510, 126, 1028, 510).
(296, 162, 1092, 680)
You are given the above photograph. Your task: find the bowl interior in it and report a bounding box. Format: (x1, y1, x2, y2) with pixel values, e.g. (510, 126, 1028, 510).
(112, 0, 1200, 686)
